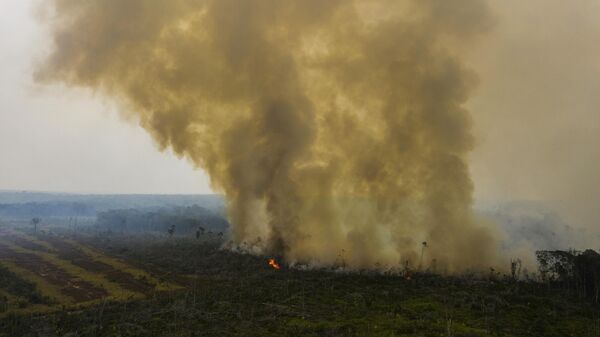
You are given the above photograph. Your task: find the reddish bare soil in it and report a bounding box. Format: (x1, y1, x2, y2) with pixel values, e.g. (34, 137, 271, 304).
(33, 234, 155, 295)
(0, 243, 107, 302)
(9, 235, 52, 253)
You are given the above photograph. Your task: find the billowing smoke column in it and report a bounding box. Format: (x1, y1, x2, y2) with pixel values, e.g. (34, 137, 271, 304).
(37, 0, 498, 271)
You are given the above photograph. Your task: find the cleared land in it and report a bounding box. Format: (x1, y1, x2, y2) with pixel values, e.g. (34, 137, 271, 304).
(0, 227, 178, 314)
(0, 224, 599, 337)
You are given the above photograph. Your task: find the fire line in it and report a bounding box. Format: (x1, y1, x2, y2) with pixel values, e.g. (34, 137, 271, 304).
(268, 258, 280, 270)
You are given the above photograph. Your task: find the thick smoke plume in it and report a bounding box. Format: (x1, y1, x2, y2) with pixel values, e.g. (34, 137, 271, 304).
(37, 0, 498, 271)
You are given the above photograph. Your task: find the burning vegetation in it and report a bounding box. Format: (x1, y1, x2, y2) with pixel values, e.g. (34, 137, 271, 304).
(268, 258, 281, 270)
(1, 224, 599, 337)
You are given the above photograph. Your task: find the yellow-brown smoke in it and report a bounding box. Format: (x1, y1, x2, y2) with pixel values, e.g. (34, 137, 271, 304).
(36, 0, 498, 271)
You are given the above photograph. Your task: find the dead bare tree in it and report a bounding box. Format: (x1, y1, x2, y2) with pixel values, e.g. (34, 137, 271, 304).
(511, 258, 522, 281)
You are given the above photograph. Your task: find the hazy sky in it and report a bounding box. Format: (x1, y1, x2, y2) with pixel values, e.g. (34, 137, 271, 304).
(468, 0, 600, 229)
(1, 0, 599, 230)
(0, 0, 212, 194)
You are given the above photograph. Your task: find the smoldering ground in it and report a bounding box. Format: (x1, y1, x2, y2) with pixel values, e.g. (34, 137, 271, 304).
(36, 0, 499, 272)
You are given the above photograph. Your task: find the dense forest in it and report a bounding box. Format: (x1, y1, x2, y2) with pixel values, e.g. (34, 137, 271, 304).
(537, 249, 600, 304)
(95, 206, 229, 235)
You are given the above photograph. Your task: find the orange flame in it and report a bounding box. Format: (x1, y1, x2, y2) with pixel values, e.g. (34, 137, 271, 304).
(268, 258, 281, 270)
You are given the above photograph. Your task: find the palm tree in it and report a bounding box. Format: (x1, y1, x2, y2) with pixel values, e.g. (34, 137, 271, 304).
(419, 241, 427, 270)
(31, 218, 41, 232)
